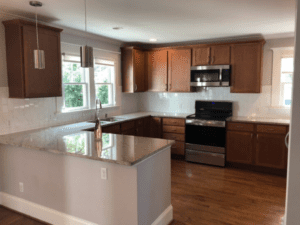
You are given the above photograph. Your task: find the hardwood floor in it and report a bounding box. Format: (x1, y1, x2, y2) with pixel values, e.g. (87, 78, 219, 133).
(0, 206, 49, 225)
(0, 159, 286, 225)
(170, 159, 286, 225)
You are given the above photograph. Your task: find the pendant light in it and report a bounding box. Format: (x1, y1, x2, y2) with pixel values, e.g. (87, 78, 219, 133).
(80, 0, 93, 68)
(30, 1, 45, 69)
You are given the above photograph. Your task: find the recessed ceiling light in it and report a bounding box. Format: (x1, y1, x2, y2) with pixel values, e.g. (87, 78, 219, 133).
(149, 38, 157, 42)
(113, 27, 123, 30)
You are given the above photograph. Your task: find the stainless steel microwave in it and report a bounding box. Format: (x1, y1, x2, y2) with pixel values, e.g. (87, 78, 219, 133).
(190, 65, 231, 87)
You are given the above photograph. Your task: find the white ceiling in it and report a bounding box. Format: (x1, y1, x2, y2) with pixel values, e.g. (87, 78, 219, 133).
(0, 0, 296, 44)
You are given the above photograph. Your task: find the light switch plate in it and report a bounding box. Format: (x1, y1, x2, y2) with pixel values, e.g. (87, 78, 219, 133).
(101, 168, 107, 180)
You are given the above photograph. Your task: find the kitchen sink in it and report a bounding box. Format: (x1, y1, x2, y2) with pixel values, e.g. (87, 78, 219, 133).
(87, 117, 126, 123)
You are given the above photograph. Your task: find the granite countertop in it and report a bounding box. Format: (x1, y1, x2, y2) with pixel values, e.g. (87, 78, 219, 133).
(0, 122, 174, 166)
(227, 117, 290, 126)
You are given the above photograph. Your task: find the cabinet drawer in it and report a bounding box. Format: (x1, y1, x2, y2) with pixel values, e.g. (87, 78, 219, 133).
(163, 125, 185, 134)
(227, 122, 254, 132)
(135, 118, 144, 127)
(257, 125, 287, 134)
(171, 141, 185, 156)
(163, 133, 185, 142)
(121, 121, 135, 131)
(102, 124, 121, 134)
(163, 118, 185, 127)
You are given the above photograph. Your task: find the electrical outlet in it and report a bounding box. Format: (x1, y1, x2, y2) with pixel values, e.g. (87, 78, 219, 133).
(19, 182, 24, 193)
(101, 168, 107, 180)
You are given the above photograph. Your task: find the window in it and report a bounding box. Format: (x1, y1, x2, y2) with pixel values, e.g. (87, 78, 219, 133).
(62, 55, 89, 111)
(94, 59, 115, 107)
(280, 58, 293, 106)
(271, 48, 294, 108)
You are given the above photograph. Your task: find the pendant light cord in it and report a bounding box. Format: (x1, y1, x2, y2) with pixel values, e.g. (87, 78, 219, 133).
(85, 0, 87, 45)
(35, 7, 39, 50)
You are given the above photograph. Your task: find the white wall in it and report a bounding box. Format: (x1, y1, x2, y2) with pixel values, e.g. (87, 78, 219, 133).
(0, 14, 140, 135)
(138, 37, 294, 119)
(285, 0, 300, 224)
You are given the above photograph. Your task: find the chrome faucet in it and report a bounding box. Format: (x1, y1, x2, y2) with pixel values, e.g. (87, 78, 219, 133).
(95, 99, 102, 120)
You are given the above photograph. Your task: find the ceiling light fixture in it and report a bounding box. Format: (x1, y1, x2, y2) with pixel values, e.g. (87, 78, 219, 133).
(149, 38, 157, 42)
(30, 1, 45, 69)
(113, 27, 123, 30)
(80, 0, 93, 68)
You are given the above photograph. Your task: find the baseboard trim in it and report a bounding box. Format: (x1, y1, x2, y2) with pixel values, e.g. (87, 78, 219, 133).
(0, 192, 97, 225)
(151, 205, 173, 225)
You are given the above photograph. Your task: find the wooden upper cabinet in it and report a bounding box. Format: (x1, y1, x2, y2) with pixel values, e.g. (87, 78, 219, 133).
(2, 19, 63, 98)
(210, 45, 230, 65)
(192, 45, 230, 66)
(121, 47, 145, 93)
(168, 49, 191, 92)
(230, 42, 264, 93)
(147, 50, 168, 92)
(192, 47, 210, 66)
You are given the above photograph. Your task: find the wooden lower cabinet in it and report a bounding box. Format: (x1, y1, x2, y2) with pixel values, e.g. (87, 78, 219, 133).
(162, 118, 186, 156)
(150, 117, 163, 138)
(226, 131, 253, 164)
(122, 128, 136, 136)
(226, 122, 288, 174)
(256, 133, 287, 169)
(102, 124, 121, 134)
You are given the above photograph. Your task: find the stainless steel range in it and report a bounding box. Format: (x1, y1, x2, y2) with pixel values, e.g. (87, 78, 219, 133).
(185, 101, 233, 167)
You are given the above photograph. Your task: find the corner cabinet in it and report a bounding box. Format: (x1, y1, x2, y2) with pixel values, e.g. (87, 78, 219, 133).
(230, 41, 265, 93)
(2, 19, 63, 98)
(121, 47, 145, 93)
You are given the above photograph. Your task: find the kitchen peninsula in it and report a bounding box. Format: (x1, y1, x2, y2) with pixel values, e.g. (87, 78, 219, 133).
(0, 122, 174, 225)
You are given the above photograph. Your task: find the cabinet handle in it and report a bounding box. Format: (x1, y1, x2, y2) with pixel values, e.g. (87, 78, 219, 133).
(285, 132, 289, 148)
(166, 83, 168, 91)
(135, 84, 138, 91)
(212, 56, 214, 64)
(251, 133, 253, 139)
(169, 83, 172, 90)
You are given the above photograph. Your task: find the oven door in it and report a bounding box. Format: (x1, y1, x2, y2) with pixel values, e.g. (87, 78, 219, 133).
(185, 124, 226, 148)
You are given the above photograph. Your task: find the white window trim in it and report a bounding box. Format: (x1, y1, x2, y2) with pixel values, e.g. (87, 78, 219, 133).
(56, 50, 118, 114)
(93, 57, 116, 108)
(271, 47, 294, 108)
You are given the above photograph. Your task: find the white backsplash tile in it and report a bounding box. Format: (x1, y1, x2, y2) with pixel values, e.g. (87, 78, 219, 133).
(0, 87, 139, 135)
(138, 85, 291, 119)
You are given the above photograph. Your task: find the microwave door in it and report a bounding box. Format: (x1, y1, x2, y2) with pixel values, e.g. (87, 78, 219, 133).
(191, 69, 221, 87)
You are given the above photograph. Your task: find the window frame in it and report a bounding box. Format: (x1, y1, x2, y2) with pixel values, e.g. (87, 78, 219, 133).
(271, 48, 294, 108)
(61, 54, 90, 112)
(93, 58, 116, 108)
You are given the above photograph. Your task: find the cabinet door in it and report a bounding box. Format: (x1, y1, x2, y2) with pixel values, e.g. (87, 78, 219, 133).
(168, 49, 191, 92)
(230, 42, 263, 93)
(147, 50, 168, 92)
(150, 117, 162, 138)
(226, 131, 254, 164)
(136, 126, 144, 137)
(192, 47, 210, 66)
(211, 45, 230, 65)
(256, 133, 286, 169)
(133, 49, 145, 92)
(23, 26, 62, 98)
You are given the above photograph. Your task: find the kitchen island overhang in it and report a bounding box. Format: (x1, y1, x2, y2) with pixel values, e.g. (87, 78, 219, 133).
(0, 122, 174, 225)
